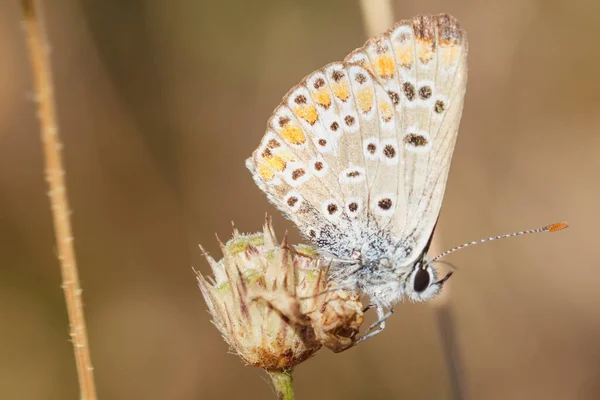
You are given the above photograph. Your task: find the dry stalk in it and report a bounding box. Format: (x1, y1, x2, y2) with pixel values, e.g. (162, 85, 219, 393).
(358, 0, 395, 37)
(19, 1, 98, 399)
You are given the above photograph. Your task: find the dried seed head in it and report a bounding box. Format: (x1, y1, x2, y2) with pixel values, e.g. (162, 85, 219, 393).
(196, 217, 365, 369)
(310, 289, 364, 353)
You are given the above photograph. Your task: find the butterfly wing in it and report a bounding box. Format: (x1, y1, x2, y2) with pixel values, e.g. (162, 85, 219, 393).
(247, 14, 467, 264)
(246, 63, 372, 258)
(345, 14, 468, 265)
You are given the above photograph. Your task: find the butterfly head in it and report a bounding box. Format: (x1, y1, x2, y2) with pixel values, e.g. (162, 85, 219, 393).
(403, 256, 453, 302)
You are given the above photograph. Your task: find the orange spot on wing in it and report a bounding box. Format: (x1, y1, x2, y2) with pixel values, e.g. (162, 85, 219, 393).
(332, 82, 350, 101)
(379, 101, 393, 121)
(395, 43, 413, 68)
(374, 54, 396, 78)
(439, 39, 459, 47)
(263, 155, 286, 171)
(357, 88, 373, 113)
(280, 123, 306, 145)
(416, 39, 434, 63)
(313, 89, 331, 108)
(258, 164, 274, 181)
(293, 105, 318, 125)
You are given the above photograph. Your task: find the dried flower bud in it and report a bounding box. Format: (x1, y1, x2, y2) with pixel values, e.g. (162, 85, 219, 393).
(310, 289, 365, 353)
(196, 217, 365, 370)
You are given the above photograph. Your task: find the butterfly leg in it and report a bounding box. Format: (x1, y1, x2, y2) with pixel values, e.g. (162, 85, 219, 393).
(362, 304, 376, 312)
(355, 305, 394, 344)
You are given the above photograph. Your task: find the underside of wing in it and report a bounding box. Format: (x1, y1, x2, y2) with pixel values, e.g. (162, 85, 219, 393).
(344, 14, 468, 265)
(246, 63, 371, 258)
(247, 14, 468, 263)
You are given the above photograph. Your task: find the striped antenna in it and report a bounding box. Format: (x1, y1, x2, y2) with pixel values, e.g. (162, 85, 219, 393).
(432, 222, 569, 262)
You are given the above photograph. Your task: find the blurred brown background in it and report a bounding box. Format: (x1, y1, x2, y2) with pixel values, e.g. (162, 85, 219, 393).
(1, 0, 599, 399)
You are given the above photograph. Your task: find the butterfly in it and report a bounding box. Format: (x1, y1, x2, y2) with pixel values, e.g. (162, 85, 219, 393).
(246, 14, 466, 340)
(247, 13, 569, 343)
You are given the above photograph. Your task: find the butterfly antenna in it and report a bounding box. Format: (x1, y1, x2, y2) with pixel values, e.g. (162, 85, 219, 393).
(432, 222, 569, 262)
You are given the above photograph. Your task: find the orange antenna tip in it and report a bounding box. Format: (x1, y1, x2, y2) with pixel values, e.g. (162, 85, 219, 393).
(546, 222, 569, 232)
(432, 221, 570, 261)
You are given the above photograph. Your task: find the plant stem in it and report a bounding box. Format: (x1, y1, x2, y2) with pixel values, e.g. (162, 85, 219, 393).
(435, 296, 466, 400)
(358, 0, 394, 37)
(19, 1, 98, 399)
(267, 369, 295, 400)
(431, 240, 465, 399)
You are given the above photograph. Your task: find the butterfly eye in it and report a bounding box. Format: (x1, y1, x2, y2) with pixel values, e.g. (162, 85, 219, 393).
(413, 267, 431, 293)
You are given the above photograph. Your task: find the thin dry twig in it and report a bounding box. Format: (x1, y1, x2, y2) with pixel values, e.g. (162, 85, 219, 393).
(19, 1, 98, 398)
(359, 0, 394, 37)
(434, 292, 466, 400)
(431, 238, 465, 400)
